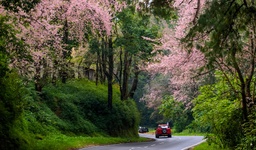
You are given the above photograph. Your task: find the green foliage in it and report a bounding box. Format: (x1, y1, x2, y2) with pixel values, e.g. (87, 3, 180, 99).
(132, 72, 157, 128)
(0, 52, 8, 78)
(159, 96, 193, 132)
(0, 71, 31, 150)
(236, 110, 256, 150)
(194, 141, 229, 150)
(24, 94, 65, 136)
(0, 15, 28, 59)
(0, 15, 12, 78)
(182, 0, 251, 72)
(115, 7, 162, 60)
(150, 0, 177, 20)
(136, 0, 177, 20)
(172, 129, 205, 136)
(0, 0, 40, 12)
(0, 75, 140, 150)
(192, 71, 243, 148)
(42, 79, 139, 137)
(0, 14, 34, 150)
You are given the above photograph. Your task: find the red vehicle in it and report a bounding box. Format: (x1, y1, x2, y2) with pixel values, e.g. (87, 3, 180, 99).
(155, 124, 172, 138)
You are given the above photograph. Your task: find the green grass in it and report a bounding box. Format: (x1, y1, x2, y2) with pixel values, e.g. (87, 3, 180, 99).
(32, 134, 151, 150)
(172, 129, 205, 136)
(193, 142, 229, 150)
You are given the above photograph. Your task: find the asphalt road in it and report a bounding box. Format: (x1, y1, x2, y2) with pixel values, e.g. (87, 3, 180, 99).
(79, 133, 205, 150)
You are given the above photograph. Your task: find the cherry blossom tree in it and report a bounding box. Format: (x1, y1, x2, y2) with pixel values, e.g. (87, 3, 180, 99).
(146, 0, 256, 126)
(144, 0, 207, 109)
(1, 0, 125, 91)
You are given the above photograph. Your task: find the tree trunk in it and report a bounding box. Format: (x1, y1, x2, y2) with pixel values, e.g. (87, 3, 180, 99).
(231, 48, 248, 121)
(107, 36, 113, 110)
(129, 65, 140, 99)
(96, 51, 99, 85)
(121, 52, 132, 100)
(102, 36, 113, 110)
(61, 18, 69, 83)
(119, 49, 123, 100)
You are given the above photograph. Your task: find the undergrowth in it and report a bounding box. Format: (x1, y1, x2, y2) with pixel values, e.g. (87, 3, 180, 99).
(1, 77, 140, 150)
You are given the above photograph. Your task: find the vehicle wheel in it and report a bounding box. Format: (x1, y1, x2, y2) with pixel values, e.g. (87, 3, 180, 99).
(155, 134, 159, 138)
(168, 134, 172, 138)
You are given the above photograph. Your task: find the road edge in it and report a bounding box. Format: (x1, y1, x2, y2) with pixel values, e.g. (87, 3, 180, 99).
(181, 139, 207, 150)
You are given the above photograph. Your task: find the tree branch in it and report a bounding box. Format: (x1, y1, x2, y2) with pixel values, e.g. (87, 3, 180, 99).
(193, 0, 200, 24)
(215, 59, 239, 95)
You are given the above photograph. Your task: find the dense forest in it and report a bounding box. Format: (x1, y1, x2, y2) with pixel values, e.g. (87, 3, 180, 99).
(1, 0, 256, 150)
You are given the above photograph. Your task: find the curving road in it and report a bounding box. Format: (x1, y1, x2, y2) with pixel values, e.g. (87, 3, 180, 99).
(79, 133, 205, 150)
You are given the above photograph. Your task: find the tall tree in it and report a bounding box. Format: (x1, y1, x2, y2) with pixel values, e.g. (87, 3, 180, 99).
(115, 6, 161, 100)
(184, 0, 256, 121)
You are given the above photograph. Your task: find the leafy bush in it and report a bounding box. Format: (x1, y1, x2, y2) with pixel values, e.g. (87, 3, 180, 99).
(192, 73, 243, 149)
(104, 100, 140, 137)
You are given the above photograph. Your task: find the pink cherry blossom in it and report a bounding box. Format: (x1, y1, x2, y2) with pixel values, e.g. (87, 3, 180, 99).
(144, 0, 207, 108)
(2, 0, 125, 83)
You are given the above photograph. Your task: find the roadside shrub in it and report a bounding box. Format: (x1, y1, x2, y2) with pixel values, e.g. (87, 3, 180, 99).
(104, 100, 140, 137)
(24, 95, 63, 136)
(204, 108, 243, 149)
(193, 77, 243, 149)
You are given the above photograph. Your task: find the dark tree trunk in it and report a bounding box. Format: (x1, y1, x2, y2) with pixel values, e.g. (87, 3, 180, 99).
(102, 36, 113, 110)
(119, 49, 123, 100)
(100, 38, 106, 83)
(35, 82, 42, 92)
(96, 51, 99, 85)
(121, 52, 132, 100)
(231, 49, 248, 121)
(129, 65, 140, 99)
(61, 71, 67, 83)
(61, 18, 69, 84)
(107, 37, 113, 110)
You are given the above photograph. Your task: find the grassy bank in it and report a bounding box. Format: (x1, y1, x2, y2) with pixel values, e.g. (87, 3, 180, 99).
(193, 142, 229, 150)
(32, 134, 151, 150)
